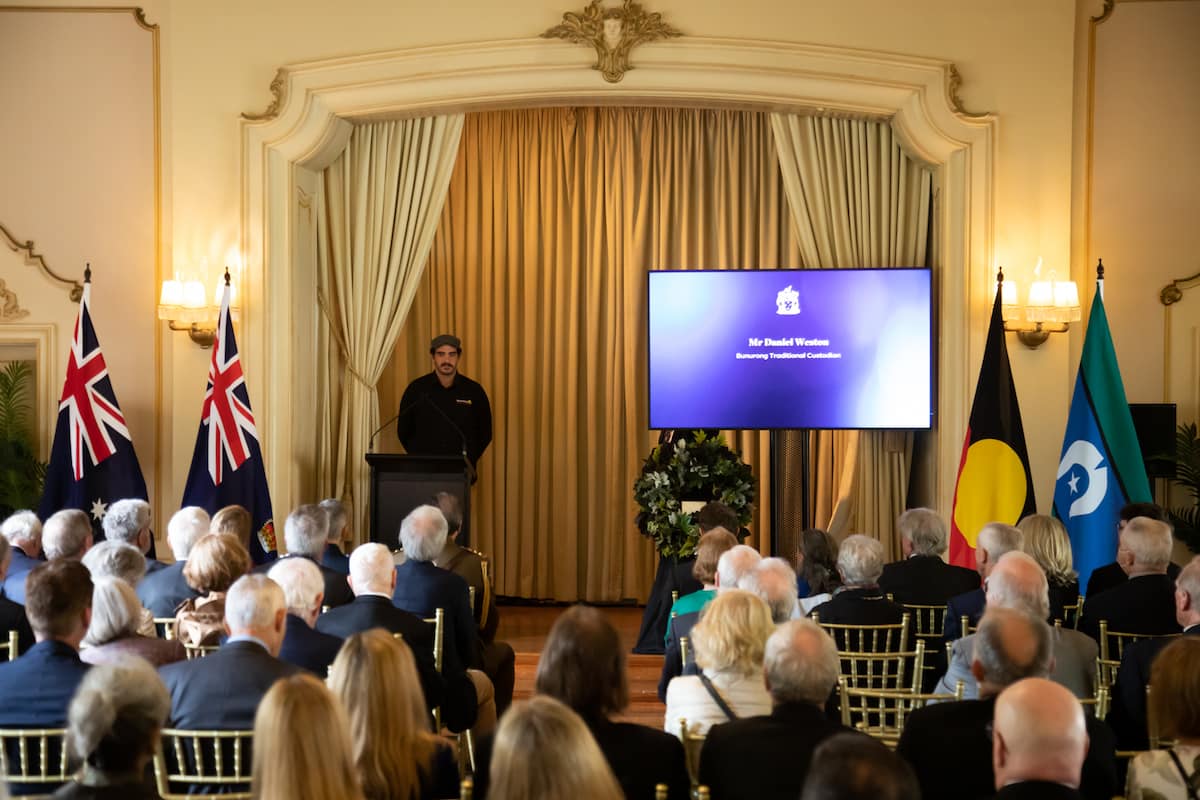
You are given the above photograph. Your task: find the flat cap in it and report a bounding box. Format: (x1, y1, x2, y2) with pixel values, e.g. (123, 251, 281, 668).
(429, 334, 462, 353)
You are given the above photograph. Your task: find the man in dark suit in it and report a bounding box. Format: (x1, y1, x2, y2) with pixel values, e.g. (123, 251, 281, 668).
(1079, 516, 1180, 642)
(1107, 554, 1200, 749)
(394, 505, 495, 735)
(0, 537, 35, 656)
(1084, 502, 1176, 599)
(158, 574, 298, 730)
(136, 507, 208, 618)
(102, 498, 166, 575)
(808, 534, 907, 629)
(991, 678, 1088, 799)
(267, 557, 343, 676)
(318, 498, 351, 575)
(315, 543, 452, 726)
(699, 618, 848, 800)
(880, 508, 980, 605)
(254, 504, 352, 608)
(944, 522, 1024, 641)
(0, 560, 92, 727)
(898, 608, 1116, 800)
(1, 510, 42, 605)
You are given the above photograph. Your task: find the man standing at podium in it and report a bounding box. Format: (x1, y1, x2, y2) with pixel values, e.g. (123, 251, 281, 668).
(397, 334, 493, 478)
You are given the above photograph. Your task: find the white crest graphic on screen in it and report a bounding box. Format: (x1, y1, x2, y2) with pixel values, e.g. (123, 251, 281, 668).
(1056, 439, 1108, 518)
(775, 285, 800, 316)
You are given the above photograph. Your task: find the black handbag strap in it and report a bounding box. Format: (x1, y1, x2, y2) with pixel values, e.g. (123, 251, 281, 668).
(697, 673, 739, 721)
(1168, 749, 1200, 800)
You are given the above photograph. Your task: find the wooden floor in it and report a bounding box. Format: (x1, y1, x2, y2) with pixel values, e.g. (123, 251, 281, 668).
(496, 604, 666, 728)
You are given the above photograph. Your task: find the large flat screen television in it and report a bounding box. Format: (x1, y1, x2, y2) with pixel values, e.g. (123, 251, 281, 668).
(647, 268, 933, 430)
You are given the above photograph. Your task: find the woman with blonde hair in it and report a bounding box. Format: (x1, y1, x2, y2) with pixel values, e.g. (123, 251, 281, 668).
(1126, 637, 1200, 798)
(1018, 514, 1079, 623)
(663, 589, 775, 737)
(174, 533, 251, 648)
(252, 673, 364, 800)
(329, 629, 458, 800)
(489, 695, 623, 800)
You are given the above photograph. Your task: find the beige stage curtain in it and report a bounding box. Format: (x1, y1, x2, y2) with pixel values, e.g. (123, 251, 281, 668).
(380, 108, 802, 601)
(770, 113, 933, 561)
(314, 116, 465, 541)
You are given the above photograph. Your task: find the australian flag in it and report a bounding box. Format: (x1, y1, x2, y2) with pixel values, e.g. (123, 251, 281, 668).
(180, 276, 276, 564)
(38, 271, 150, 541)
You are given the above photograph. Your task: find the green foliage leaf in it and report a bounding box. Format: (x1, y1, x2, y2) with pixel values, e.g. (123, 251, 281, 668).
(1170, 422, 1200, 554)
(0, 361, 46, 517)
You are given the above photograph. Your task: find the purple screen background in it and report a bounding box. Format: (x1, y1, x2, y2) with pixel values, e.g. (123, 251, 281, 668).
(647, 269, 933, 429)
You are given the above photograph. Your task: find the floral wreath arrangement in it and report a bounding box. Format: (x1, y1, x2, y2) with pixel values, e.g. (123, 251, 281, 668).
(633, 430, 756, 559)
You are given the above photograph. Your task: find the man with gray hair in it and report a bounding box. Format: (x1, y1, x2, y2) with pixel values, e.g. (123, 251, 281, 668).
(741, 557, 800, 623)
(1079, 515, 1180, 641)
(807, 534, 906, 629)
(158, 573, 299, 730)
(698, 619, 848, 800)
(935, 551, 1097, 700)
(879, 508, 980, 605)
(102, 498, 166, 574)
(945, 521, 1024, 640)
(136, 506, 208, 617)
(898, 607, 1115, 800)
(267, 557, 342, 676)
(1, 510, 43, 603)
(42, 509, 93, 562)
(318, 497, 351, 575)
(254, 503, 352, 608)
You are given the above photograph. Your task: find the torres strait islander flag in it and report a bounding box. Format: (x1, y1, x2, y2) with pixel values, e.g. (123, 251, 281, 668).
(180, 273, 277, 564)
(38, 268, 150, 541)
(1052, 265, 1151, 589)
(948, 271, 1037, 568)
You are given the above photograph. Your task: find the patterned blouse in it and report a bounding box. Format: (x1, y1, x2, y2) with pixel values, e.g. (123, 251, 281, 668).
(1127, 746, 1200, 800)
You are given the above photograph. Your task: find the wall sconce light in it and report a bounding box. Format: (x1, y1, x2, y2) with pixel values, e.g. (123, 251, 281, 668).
(999, 262, 1081, 349)
(157, 270, 238, 348)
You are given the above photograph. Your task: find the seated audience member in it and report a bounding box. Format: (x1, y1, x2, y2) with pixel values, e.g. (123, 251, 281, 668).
(1108, 555, 1200, 750)
(808, 534, 906, 629)
(936, 552, 1097, 700)
(666, 527, 738, 638)
(159, 574, 298, 729)
(173, 534, 251, 648)
(741, 557, 801, 623)
(879, 508, 979, 605)
(1126, 637, 1200, 799)
(1079, 516, 1181, 641)
(801, 732, 920, 800)
(318, 497, 351, 575)
(1086, 503, 1179, 598)
(898, 607, 1116, 800)
(1019, 514, 1080, 624)
(329, 629, 459, 800)
(433, 491, 516, 715)
(944, 522, 1023, 640)
(672, 501, 744, 597)
(210, 504, 252, 549)
(992, 678, 1089, 799)
(252, 673, 365, 800)
(488, 695, 623, 800)
(0, 535, 35, 655)
(101, 498, 165, 574)
(664, 589, 774, 737)
(0, 561, 93, 727)
(81, 541, 154, 638)
(136, 507, 208, 618)
(393, 505, 495, 735)
(658, 544, 762, 701)
(257, 504, 352, 608)
(316, 544, 447, 722)
(80, 577, 184, 667)
(42, 509, 92, 562)
(797, 528, 841, 614)
(267, 557, 342, 676)
(699, 619, 847, 800)
(537, 605, 689, 800)
(1, 510, 42, 604)
(56, 658, 170, 800)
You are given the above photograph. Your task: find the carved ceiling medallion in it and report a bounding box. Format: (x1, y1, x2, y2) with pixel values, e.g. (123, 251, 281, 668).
(542, 0, 683, 83)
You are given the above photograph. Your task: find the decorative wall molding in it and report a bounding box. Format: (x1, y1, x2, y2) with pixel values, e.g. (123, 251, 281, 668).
(0, 279, 30, 321)
(239, 35, 998, 520)
(0, 221, 83, 301)
(541, 0, 683, 83)
(242, 68, 289, 122)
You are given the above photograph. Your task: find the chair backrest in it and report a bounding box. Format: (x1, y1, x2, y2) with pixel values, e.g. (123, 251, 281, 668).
(153, 617, 177, 641)
(1098, 620, 1180, 663)
(424, 608, 445, 673)
(815, 613, 916, 691)
(1057, 594, 1084, 629)
(900, 604, 946, 683)
(678, 717, 705, 786)
(960, 614, 977, 637)
(1078, 685, 1110, 720)
(837, 670, 961, 747)
(1096, 655, 1120, 693)
(0, 630, 18, 662)
(680, 635, 690, 671)
(183, 643, 220, 660)
(814, 612, 911, 656)
(155, 728, 253, 799)
(0, 728, 71, 793)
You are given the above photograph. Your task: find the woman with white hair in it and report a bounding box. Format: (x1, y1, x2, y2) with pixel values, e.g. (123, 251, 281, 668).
(81, 577, 185, 667)
(81, 541, 156, 638)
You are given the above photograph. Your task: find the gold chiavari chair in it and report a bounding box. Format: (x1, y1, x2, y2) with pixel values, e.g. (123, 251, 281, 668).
(0, 630, 19, 662)
(460, 776, 474, 800)
(678, 717, 705, 787)
(837, 672, 962, 748)
(1078, 685, 1110, 720)
(655, 783, 669, 800)
(1058, 594, 1084, 630)
(154, 729, 253, 799)
(960, 614, 977, 637)
(153, 617, 177, 641)
(0, 727, 70, 797)
(1098, 620, 1179, 666)
(183, 643, 220, 660)
(899, 603, 947, 687)
(680, 635, 690, 671)
(814, 613, 914, 690)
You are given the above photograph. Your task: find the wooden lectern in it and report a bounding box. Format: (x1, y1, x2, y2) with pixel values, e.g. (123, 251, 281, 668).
(365, 453, 472, 547)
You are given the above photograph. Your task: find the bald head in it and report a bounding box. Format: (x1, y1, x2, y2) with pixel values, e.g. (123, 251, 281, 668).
(971, 607, 1053, 696)
(986, 551, 1049, 620)
(993, 678, 1088, 790)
